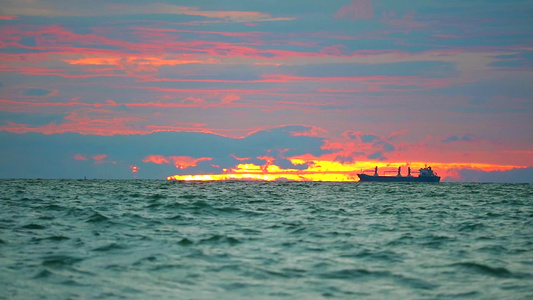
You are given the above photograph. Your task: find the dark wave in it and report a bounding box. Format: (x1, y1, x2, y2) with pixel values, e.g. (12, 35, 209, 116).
(198, 234, 241, 246)
(41, 255, 84, 267)
(451, 262, 515, 278)
(147, 193, 166, 200)
(20, 223, 46, 230)
(86, 212, 110, 223)
(33, 269, 54, 279)
(317, 268, 375, 279)
(177, 237, 194, 246)
(36, 235, 70, 241)
(92, 243, 127, 252)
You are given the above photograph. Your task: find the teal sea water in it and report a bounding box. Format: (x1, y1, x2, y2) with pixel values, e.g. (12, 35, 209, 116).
(1, 180, 532, 299)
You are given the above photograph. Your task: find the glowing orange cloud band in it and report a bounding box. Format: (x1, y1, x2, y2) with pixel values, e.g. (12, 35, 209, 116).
(167, 159, 524, 182)
(143, 155, 212, 169)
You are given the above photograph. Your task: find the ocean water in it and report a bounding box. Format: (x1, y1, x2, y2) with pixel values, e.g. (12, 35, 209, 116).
(0, 180, 532, 300)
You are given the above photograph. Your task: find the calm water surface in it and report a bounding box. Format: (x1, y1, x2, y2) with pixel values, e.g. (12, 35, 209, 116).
(1, 180, 532, 299)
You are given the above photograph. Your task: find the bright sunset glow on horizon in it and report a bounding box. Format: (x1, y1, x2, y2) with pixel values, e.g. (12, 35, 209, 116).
(0, 0, 531, 182)
(165, 159, 523, 182)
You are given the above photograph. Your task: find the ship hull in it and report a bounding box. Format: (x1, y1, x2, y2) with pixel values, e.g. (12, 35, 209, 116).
(357, 174, 440, 182)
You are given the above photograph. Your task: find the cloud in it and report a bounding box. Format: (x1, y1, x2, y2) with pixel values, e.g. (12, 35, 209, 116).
(73, 154, 88, 161)
(221, 94, 241, 104)
(0, 125, 328, 179)
(0, 0, 530, 183)
(142, 155, 170, 165)
(450, 167, 533, 183)
(339, 130, 397, 161)
(334, 0, 374, 20)
(91, 154, 117, 165)
(0, 129, 528, 182)
(0, 15, 18, 20)
(442, 134, 475, 143)
(1, 1, 294, 23)
(182, 97, 204, 103)
(360, 134, 379, 143)
(381, 11, 425, 28)
(368, 151, 385, 160)
(143, 155, 213, 169)
(74, 153, 116, 165)
(64, 56, 206, 75)
(23, 88, 56, 97)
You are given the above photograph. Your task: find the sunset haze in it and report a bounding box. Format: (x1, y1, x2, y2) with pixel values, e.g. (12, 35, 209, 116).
(1, 0, 532, 182)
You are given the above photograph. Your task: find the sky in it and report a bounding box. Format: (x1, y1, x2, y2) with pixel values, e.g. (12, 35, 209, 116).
(0, 0, 532, 182)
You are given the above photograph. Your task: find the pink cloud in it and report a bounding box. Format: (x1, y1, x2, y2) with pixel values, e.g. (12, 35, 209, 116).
(141, 74, 453, 90)
(231, 154, 250, 161)
(382, 11, 426, 28)
(334, 0, 374, 20)
(0, 16, 18, 20)
(182, 96, 204, 103)
(85, 154, 118, 165)
(92, 154, 107, 161)
(320, 44, 347, 56)
(221, 94, 241, 104)
(0, 112, 146, 135)
(74, 153, 119, 165)
(130, 27, 264, 38)
(289, 125, 327, 137)
(74, 154, 88, 161)
(256, 74, 453, 91)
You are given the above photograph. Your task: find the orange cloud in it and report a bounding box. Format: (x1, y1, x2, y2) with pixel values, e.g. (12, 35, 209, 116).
(63, 55, 207, 75)
(65, 56, 204, 67)
(143, 155, 213, 169)
(142, 155, 170, 164)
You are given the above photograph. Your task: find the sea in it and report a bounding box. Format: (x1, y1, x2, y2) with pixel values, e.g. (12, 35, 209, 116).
(0, 180, 532, 300)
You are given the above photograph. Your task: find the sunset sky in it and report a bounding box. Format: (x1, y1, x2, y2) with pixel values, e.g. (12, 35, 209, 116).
(0, 0, 532, 182)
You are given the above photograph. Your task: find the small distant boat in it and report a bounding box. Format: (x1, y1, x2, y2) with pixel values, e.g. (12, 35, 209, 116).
(357, 166, 440, 182)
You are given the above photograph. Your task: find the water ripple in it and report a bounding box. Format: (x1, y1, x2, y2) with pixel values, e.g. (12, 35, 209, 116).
(0, 180, 531, 299)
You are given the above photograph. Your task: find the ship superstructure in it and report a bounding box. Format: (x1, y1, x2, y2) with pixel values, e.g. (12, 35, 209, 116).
(357, 166, 440, 182)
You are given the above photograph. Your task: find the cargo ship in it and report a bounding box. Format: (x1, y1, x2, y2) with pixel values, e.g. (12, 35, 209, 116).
(357, 166, 440, 182)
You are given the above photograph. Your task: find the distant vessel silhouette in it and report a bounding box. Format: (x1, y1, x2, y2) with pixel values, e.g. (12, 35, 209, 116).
(357, 166, 440, 182)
